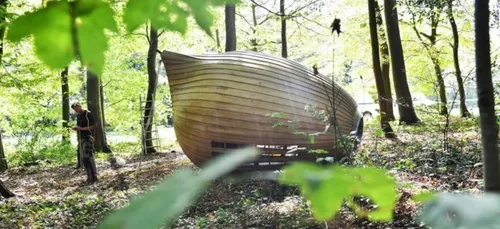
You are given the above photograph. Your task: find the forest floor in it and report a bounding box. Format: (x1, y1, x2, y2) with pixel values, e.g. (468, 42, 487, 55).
(0, 115, 486, 229)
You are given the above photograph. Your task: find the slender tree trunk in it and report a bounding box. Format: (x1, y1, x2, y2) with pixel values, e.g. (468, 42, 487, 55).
(369, 0, 394, 138)
(0, 179, 14, 198)
(99, 78, 111, 147)
(375, 2, 395, 121)
(251, 3, 258, 52)
(448, 0, 471, 117)
(280, 0, 288, 58)
(475, 0, 500, 192)
(100, 79, 105, 129)
(215, 29, 221, 52)
(225, 4, 237, 52)
(0, 0, 6, 63)
(410, 9, 448, 115)
(87, 71, 112, 153)
(0, 130, 6, 172)
(383, 0, 419, 124)
(429, 15, 448, 116)
(0, 0, 7, 170)
(431, 56, 448, 115)
(61, 67, 70, 141)
(142, 27, 158, 154)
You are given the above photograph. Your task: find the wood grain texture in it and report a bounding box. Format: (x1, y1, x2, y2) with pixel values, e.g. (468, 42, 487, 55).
(161, 51, 362, 167)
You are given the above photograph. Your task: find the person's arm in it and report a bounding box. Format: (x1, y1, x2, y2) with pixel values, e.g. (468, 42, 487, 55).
(79, 125, 94, 131)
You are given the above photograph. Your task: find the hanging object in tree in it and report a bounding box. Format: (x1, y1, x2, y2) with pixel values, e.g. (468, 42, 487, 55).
(330, 18, 342, 36)
(313, 64, 319, 76)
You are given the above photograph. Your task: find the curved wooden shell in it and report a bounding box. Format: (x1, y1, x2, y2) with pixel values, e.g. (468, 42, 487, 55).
(161, 51, 362, 168)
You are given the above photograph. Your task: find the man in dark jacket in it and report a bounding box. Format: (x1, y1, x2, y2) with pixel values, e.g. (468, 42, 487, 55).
(71, 102, 98, 183)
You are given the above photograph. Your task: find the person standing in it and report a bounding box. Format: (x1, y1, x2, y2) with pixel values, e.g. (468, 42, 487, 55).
(71, 102, 98, 183)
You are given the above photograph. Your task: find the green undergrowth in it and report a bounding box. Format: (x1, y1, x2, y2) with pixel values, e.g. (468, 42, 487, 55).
(355, 114, 483, 192)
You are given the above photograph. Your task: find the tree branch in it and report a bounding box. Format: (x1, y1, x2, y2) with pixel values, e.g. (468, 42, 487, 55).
(288, 0, 322, 16)
(297, 14, 330, 30)
(250, 0, 281, 16)
(158, 29, 166, 37)
(102, 79, 113, 88)
(236, 11, 254, 28)
(420, 32, 433, 41)
(123, 33, 148, 39)
(107, 98, 126, 107)
(146, 23, 151, 45)
(291, 16, 329, 36)
(258, 13, 274, 25)
(240, 29, 252, 36)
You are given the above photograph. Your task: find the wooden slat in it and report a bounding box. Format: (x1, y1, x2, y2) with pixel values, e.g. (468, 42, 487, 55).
(168, 67, 354, 110)
(173, 118, 336, 145)
(212, 147, 305, 155)
(172, 94, 354, 131)
(172, 99, 354, 130)
(164, 52, 357, 111)
(167, 63, 357, 113)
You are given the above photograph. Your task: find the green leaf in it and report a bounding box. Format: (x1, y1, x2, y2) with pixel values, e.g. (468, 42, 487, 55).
(280, 163, 352, 220)
(97, 147, 257, 229)
(77, 0, 117, 32)
(122, 0, 154, 32)
(280, 162, 325, 188)
(208, 0, 240, 5)
(7, 1, 74, 69)
(6, 0, 116, 75)
(375, 129, 384, 138)
(272, 121, 285, 128)
(308, 135, 315, 144)
(183, 0, 213, 36)
(420, 194, 500, 229)
(309, 149, 329, 154)
(412, 191, 436, 203)
(155, 3, 189, 34)
(280, 163, 397, 222)
(124, 0, 188, 34)
(76, 0, 117, 75)
(271, 111, 287, 119)
(293, 131, 307, 136)
(123, 0, 239, 36)
(349, 167, 397, 221)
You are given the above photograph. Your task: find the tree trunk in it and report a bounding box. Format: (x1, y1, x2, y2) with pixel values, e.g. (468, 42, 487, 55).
(0, 0, 7, 63)
(250, 3, 258, 52)
(475, 0, 500, 192)
(0, 0, 7, 171)
(410, 7, 448, 115)
(431, 56, 448, 115)
(215, 29, 221, 52)
(142, 27, 158, 154)
(280, 0, 288, 58)
(0, 130, 6, 172)
(448, 0, 471, 117)
(99, 77, 111, 147)
(61, 67, 70, 141)
(429, 14, 448, 116)
(383, 0, 419, 124)
(225, 4, 237, 52)
(375, 2, 395, 121)
(86, 71, 112, 153)
(369, 0, 394, 138)
(0, 180, 14, 199)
